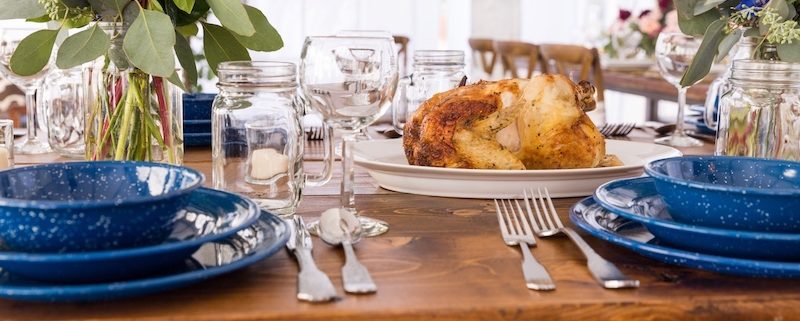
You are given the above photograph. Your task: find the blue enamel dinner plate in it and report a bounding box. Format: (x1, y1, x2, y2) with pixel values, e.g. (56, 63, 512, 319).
(570, 197, 800, 278)
(0, 210, 289, 302)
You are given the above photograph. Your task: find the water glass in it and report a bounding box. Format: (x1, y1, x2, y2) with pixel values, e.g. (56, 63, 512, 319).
(43, 67, 84, 157)
(654, 32, 703, 147)
(212, 61, 333, 216)
(0, 119, 13, 169)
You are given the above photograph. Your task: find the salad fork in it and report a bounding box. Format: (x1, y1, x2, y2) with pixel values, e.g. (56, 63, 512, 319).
(494, 198, 555, 291)
(523, 188, 640, 289)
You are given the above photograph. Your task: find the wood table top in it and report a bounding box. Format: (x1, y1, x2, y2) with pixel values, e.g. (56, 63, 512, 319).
(604, 69, 711, 104)
(6, 131, 800, 321)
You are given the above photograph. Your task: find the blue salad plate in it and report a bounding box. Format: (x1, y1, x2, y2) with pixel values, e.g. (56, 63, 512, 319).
(0, 188, 260, 283)
(0, 210, 289, 302)
(570, 197, 800, 278)
(594, 177, 800, 261)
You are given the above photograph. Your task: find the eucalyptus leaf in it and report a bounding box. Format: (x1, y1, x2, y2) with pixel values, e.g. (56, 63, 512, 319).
(166, 71, 187, 92)
(9, 29, 59, 76)
(87, 0, 131, 18)
(149, 0, 164, 12)
(173, 0, 196, 14)
(201, 22, 250, 75)
(0, 0, 45, 19)
(123, 8, 176, 77)
(680, 19, 727, 87)
(765, 0, 791, 19)
(777, 42, 800, 62)
(26, 15, 51, 23)
(62, 0, 90, 7)
(676, 0, 721, 36)
(56, 24, 111, 69)
(716, 29, 743, 63)
(206, 0, 255, 37)
(174, 31, 197, 88)
(694, 0, 725, 15)
(176, 22, 199, 37)
(109, 3, 139, 69)
(232, 5, 283, 52)
(744, 27, 762, 37)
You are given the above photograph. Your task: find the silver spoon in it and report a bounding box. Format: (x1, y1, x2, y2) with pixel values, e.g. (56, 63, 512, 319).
(318, 208, 377, 294)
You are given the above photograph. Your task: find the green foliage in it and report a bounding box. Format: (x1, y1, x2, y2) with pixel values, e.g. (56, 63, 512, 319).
(778, 41, 800, 61)
(9, 29, 59, 76)
(680, 19, 727, 86)
(0, 0, 45, 19)
(174, 30, 198, 88)
(206, 0, 254, 36)
(56, 23, 110, 69)
(87, 0, 130, 18)
(676, 0, 721, 36)
(122, 6, 175, 77)
(232, 5, 283, 51)
(201, 22, 250, 75)
(173, 0, 195, 14)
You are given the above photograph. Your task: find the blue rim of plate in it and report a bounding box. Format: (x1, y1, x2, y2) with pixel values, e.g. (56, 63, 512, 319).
(593, 177, 800, 241)
(0, 161, 205, 209)
(0, 187, 260, 262)
(644, 156, 800, 196)
(0, 211, 290, 301)
(570, 197, 800, 277)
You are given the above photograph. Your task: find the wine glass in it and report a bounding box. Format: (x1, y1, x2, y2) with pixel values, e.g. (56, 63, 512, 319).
(300, 35, 398, 237)
(0, 28, 52, 154)
(654, 32, 703, 147)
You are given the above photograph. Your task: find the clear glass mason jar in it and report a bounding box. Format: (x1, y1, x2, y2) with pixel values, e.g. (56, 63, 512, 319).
(84, 23, 184, 164)
(716, 60, 800, 160)
(392, 50, 466, 133)
(212, 61, 333, 216)
(43, 67, 85, 158)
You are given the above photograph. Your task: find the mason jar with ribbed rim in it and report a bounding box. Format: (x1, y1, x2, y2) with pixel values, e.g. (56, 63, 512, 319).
(212, 61, 333, 216)
(716, 60, 800, 160)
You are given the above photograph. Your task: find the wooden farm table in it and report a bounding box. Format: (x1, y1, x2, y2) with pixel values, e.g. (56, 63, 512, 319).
(604, 69, 712, 121)
(5, 131, 800, 321)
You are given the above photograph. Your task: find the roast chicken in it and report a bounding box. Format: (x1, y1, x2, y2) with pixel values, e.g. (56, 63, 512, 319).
(403, 74, 605, 170)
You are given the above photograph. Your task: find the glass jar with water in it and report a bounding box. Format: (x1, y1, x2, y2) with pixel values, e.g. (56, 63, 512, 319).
(212, 61, 333, 216)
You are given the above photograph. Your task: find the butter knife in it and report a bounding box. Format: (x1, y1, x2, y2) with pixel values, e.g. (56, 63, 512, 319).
(286, 216, 338, 302)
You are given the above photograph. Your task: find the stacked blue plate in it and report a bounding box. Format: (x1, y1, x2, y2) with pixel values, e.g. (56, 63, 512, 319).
(0, 161, 289, 301)
(571, 156, 800, 277)
(183, 93, 215, 147)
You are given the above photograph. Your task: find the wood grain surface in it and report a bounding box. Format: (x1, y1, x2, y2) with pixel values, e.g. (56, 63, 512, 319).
(604, 70, 710, 104)
(5, 130, 800, 321)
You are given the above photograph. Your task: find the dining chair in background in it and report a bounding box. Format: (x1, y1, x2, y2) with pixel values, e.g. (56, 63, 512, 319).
(494, 40, 546, 79)
(468, 38, 498, 79)
(393, 35, 410, 76)
(538, 44, 605, 102)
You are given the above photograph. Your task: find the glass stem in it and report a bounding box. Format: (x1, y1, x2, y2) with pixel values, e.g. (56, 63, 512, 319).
(340, 132, 357, 214)
(674, 86, 688, 137)
(24, 90, 38, 142)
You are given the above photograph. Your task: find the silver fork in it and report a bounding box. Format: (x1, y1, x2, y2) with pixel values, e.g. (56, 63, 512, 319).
(305, 126, 324, 140)
(524, 188, 640, 289)
(599, 122, 636, 137)
(494, 198, 556, 291)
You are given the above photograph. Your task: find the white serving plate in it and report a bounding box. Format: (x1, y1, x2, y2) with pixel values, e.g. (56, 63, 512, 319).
(353, 139, 682, 199)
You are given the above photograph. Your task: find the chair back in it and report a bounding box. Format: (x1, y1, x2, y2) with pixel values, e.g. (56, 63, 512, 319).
(494, 40, 545, 79)
(394, 35, 410, 75)
(468, 38, 498, 75)
(538, 44, 604, 101)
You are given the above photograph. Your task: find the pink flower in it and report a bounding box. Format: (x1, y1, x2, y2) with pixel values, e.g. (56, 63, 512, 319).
(639, 13, 663, 37)
(662, 10, 680, 33)
(619, 9, 632, 21)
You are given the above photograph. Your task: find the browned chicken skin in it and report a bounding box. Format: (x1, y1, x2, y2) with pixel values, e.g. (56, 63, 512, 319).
(403, 74, 604, 170)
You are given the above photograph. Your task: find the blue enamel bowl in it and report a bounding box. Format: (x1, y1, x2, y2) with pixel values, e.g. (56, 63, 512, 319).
(594, 177, 800, 261)
(0, 161, 204, 253)
(645, 156, 800, 232)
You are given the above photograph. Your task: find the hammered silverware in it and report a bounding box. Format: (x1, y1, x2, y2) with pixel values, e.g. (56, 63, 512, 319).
(494, 198, 556, 291)
(524, 188, 640, 289)
(286, 216, 339, 302)
(599, 122, 636, 137)
(318, 208, 377, 294)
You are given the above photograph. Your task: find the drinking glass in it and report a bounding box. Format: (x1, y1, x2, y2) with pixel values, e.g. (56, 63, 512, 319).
(43, 67, 85, 157)
(0, 29, 52, 154)
(0, 119, 13, 169)
(300, 35, 399, 236)
(654, 32, 703, 147)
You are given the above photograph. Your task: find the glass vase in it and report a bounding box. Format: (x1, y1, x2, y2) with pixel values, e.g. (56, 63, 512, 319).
(84, 65, 184, 164)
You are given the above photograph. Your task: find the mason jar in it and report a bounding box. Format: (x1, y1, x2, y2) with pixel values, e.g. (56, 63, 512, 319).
(716, 60, 800, 160)
(43, 67, 85, 157)
(212, 61, 333, 216)
(393, 50, 467, 134)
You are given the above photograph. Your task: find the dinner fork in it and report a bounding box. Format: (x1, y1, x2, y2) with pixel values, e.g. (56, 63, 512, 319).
(494, 198, 556, 291)
(599, 123, 636, 137)
(305, 126, 324, 140)
(524, 188, 640, 289)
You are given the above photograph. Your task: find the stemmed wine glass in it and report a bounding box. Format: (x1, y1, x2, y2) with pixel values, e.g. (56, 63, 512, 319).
(300, 35, 398, 237)
(654, 32, 703, 147)
(0, 28, 52, 154)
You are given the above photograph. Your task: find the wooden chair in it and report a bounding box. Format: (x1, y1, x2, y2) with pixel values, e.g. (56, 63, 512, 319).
(468, 38, 498, 76)
(393, 35, 410, 76)
(538, 44, 605, 102)
(494, 40, 545, 79)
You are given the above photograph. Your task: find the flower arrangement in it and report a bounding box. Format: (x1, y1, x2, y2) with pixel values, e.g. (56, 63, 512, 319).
(605, 0, 673, 58)
(677, 0, 800, 86)
(0, 0, 283, 163)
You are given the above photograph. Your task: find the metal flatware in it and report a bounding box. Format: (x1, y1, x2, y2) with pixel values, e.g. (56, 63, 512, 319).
(318, 208, 377, 294)
(524, 188, 640, 289)
(305, 126, 324, 140)
(286, 216, 339, 302)
(494, 198, 556, 291)
(599, 122, 636, 137)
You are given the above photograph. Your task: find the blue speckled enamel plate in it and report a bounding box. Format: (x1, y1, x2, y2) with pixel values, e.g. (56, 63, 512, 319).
(570, 197, 800, 278)
(594, 177, 800, 261)
(0, 210, 289, 302)
(0, 188, 260, 283)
